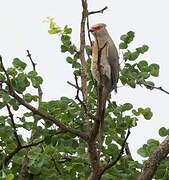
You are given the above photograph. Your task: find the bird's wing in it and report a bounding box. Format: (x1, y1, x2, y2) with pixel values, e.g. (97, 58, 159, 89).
(107, 41, 119, 92)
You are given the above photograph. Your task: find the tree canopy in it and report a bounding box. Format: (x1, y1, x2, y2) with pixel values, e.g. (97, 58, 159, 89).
(0, 1, 169, 180)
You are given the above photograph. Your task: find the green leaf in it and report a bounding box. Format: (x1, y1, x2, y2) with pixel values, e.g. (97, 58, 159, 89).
(132, 109, 140, 116)
(128, 79, 136, 88)
(120, 76, 127, 85)
(0, 102, 5, 109)
(66, 57, 73, 64)
(143, 107, 153, 120)
(127, 31, 135, 39)
(131, 117, 138, 127)
(12, 58, 27, 71)
(137, 146, 149, 157)
(146, 81, 155, 87)
(120, 34, 128, 42)
(44, 136, 52, 145)
(2, 93, 11, 103)
(129, 51, 139, 61)
(105, 136, 113, 145)
(149, 64, 160, 77)
(63, 25, 72, 34)
(48, 28, 62, 34)
(137, 60, 149, 72)
(140, 72, 150, 79)
(119, 42, 128, 49)
(27, 71, 38, 78)
(11, 73, 30, 93)
(122, 103, 133, 111)
(147, 139, 159, 146)
(24, 93, 32, 103)
(141, 45, 149, 53)
(0, 73, 5, 81)
(6, 174, 14, 180)
(159, 127, 169, 137)
(7, 68, 17, 76)
(31, 76, 43, 88)
(120, 31, 135, 44)
(136, 45, 149, 54)
(51, 135, 58, 146)
(123, 51, 131, 60)
(61, 45, 68, 53)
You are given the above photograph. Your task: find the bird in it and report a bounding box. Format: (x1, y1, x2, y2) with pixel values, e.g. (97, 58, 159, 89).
(89, 23, 119, 151)
(89, 23, 119, 94)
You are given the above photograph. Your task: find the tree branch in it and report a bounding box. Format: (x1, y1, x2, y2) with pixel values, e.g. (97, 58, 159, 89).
(137, 134, 169, 180)
(0, 138, 44, 170)
(79, 0, 91, 132)
(6, 105, 22, 147)
(139, 80, 169, 95)
(88, 6, 108, 15)
(19, 50, 43, 180)
(100, 129, 131, 177)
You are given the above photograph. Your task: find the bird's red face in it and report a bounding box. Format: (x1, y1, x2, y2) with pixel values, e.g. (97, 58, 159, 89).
(89, 25, 103, 32)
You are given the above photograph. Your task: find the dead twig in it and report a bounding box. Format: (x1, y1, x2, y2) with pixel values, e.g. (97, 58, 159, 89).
(88, 6, 108, 15)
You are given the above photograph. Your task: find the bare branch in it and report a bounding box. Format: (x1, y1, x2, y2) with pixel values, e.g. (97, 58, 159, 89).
(88, 6, 108, 15)
(26, 50, 36, 71)
(67, 81, 82, 91)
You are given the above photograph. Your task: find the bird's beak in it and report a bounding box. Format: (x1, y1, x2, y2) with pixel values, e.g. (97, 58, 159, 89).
(89, 29, 94, 33)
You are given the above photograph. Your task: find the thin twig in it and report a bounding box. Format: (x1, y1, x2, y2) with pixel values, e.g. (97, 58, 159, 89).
(51, 155, 62, 175)
(100, 129, 131, 176)
(139, 80, 169, 95)
(0, 139, 44, 170)
(6, 105, 21, 147)
(86, 16, 92, 46)
(74, 74, 97, 121)
(26, 50, 36, 71)
(67, 81, 82, 91)
(22, 140, 44, 148)
(88, 6, 108, 15)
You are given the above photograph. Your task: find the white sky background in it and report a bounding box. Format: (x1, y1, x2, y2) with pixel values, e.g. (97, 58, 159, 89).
(0, 0, 169, 162)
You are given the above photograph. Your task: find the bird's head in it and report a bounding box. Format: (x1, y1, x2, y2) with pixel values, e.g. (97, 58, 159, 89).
(89, 23, 107, 37)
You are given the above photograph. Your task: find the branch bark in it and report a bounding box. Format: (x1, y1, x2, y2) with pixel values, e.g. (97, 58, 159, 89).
(137, 134, 169, 180)
(79, 0, 91, 133)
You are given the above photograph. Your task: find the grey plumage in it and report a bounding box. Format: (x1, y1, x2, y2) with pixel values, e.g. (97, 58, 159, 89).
(89, 23, 119, 93)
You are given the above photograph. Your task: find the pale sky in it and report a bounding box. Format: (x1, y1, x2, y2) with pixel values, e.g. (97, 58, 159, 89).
(1, 0, 169, 162)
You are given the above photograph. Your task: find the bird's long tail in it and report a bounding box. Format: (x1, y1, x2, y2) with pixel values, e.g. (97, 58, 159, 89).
(98, 88, 107, 154)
